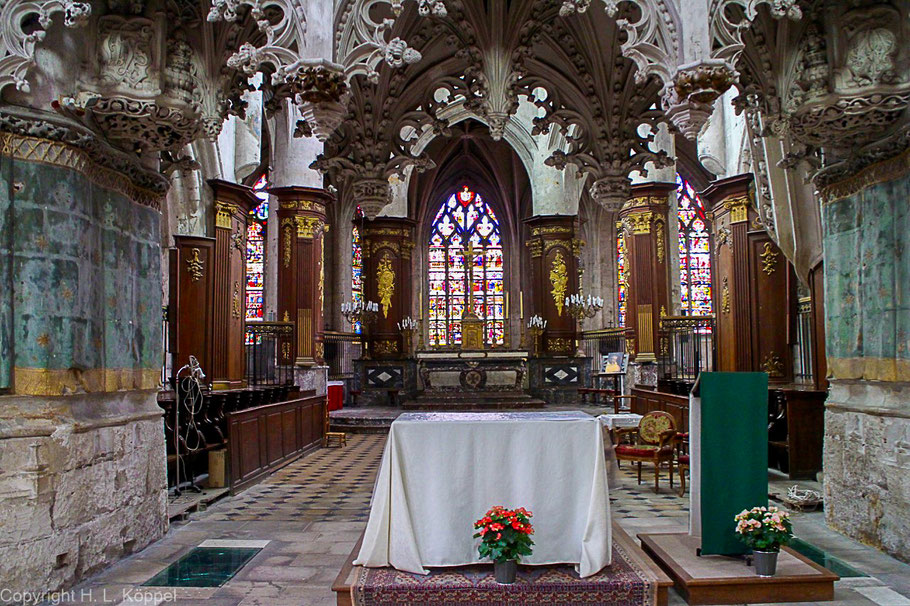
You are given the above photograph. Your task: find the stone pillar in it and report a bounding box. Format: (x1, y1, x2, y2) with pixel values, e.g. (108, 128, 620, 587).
(360, 218, 415, 359)
(618, 183, 675, 363)
(209, 180, 259, 389)
(702, 174, 794, 383)
(524, 216, 581, 357)
(272, 186, 333, 367)
(818, 152, 910, 562)
(0, 128, 167, 593)
(169, 236, 216, 381)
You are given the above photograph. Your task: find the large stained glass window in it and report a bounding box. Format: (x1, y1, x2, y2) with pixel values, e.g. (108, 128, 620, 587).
(245, 174, 268, 323)
(617, 229, 629, 326)
(677, 174, 713, 316)
(428, 187, 504, 347)
(351, 206, 363, 333)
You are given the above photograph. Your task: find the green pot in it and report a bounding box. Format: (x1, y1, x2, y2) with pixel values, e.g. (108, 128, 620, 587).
(494, 560, 517, 584)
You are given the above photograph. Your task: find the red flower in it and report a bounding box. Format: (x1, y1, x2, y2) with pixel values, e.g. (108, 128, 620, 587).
(496, 533, 501, 540)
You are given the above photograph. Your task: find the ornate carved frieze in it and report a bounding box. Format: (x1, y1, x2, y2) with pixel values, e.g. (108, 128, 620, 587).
(626, 211, 653, 235)
(0, 109, 167, 207)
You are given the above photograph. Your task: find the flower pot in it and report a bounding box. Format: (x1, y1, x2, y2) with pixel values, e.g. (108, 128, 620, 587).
(494, 560, 518, 584)
(753, 550, 779, 577)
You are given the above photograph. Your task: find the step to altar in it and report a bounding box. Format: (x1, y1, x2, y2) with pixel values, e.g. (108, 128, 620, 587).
(402, 390, 546, 410)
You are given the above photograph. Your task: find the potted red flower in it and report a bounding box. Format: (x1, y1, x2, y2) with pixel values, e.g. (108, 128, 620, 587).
(473, 506, 534, 584)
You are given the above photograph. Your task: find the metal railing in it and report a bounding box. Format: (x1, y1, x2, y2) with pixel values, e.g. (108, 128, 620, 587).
(793, 297, 814, 384)
(244, 322, 295, 386)
(657, 315, 715, 393)
(161, 305, 172, 390)
(324, 331, 362, 380)
(580, 327, 629, 372)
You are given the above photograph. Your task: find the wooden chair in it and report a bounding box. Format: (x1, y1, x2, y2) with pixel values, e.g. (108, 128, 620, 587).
(323, 405, 347, 448)
(614, 411, 677, 493)
(676, 431, 689, 496)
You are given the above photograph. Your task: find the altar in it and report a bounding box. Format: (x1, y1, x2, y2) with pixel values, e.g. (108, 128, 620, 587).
(354, 411, 612, 577)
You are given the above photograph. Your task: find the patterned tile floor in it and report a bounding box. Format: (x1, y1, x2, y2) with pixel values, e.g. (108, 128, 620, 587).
(69, 434, 910, 606)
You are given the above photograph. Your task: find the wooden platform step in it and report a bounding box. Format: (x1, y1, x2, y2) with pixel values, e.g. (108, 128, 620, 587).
(638, 532, 838, 605)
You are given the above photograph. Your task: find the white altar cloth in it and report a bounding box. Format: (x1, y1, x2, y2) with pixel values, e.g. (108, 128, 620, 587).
(354, 411, 612, 577)
(597, 413, 643, 430)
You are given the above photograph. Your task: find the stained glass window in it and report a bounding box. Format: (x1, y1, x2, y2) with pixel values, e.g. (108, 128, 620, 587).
(245, 174, 268, 323)
(428, 186, 504, 347)
(351, 206, 363, 333)
(677, 174, 713, 316)
(617, 229, 629, 326)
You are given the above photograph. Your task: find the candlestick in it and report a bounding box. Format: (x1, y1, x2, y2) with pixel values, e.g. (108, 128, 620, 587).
(519, 292, 523, 319)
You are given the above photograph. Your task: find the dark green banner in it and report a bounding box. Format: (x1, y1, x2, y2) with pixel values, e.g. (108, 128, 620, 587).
(699, 372, 768, 556)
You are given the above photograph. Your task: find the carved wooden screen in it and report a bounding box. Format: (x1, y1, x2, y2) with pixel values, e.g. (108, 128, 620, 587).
(428, 187, 504, 347)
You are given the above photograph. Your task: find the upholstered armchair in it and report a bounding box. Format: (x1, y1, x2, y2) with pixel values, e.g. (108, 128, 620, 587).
(613, 411, 677, 493)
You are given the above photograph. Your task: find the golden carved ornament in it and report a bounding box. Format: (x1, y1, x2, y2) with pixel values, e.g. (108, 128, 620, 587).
(530, 225, 572, 236)
(760, 242, 779, 275)
(549, 250, 569, 316)
(659, 336, 669, 357)
(377, 255, 395, 319)
(372, 240, 400, 255)
(295, 216, 323, 239)
(547, 337, 573, 352)
(526, 239, 543, 258)
(281, 341, 291, 361)
(761, 351, 784, 377)
(230, 231, 246, 255)
(186, 248, 204, 281)
(654, 216, 665, 263)
(215, 202, 234, 229)
(280, 199, 325, 214)
(572, 238, 586, 257)
(722, 277, 731, 314)
(401, 240, 415, 259)
(374, 340, 400, 355)
(282, 310, 290, 323)
(545, 240, 569, 255)
(717, 226, 732, 248)
(315, 342, 324, 360)
(232, 281, 241, 319)
(626, 196, 651, 209)
(626, 211, 653, 234)
(724, 195, 750, 223)
(362, 227, 410, 237)
(626, 337, 636, 357)
(660, 305, 667, 318)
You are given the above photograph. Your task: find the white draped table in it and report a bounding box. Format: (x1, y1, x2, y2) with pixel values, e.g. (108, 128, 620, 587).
(354, 411, 612, 577)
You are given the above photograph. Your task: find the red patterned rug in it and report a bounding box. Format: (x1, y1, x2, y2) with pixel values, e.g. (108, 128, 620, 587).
(351, 536, 658, 606)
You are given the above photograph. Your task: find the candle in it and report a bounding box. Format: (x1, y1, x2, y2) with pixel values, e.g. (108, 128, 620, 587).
(519, 292, 523, 319)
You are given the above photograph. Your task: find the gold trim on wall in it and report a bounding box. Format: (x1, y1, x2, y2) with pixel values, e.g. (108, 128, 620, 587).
(759, 242, 779, 275)
(828, 357, 910, 382)
(186, 248, 204, 281)
(13, 367, 160, 395)
(0, 133, 164, 209)
(821, 147, 910, 203)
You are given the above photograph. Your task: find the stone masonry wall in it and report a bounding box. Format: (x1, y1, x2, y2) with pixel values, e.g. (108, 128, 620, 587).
(0, 391, 167, 601)
(824, 381, 910, 563)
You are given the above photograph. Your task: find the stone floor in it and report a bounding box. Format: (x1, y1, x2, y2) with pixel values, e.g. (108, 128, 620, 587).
(65, 434, 910, 606)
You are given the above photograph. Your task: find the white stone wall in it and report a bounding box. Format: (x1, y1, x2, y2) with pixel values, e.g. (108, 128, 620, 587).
(824, 380, 910, 563)
(0, 392, 168, 599)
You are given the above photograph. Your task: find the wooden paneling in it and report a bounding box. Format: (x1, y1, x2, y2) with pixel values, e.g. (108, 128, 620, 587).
(228, 395, 326, 492)
(632, 387, 689, 431)
(170, 236, 216, 380)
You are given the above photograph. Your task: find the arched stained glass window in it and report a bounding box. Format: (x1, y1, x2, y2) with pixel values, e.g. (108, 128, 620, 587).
(351, 206, 363, 334)
(617, 229, 629, 326)
(677, 174, 712, 316)
(245, 174, 268, 323)
(428, 187, 504, 347)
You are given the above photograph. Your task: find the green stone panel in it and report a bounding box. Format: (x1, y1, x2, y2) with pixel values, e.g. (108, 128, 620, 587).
(823, 171, 910, 365)
(1, 154, 161, 386)
(0, 160, 12, 389)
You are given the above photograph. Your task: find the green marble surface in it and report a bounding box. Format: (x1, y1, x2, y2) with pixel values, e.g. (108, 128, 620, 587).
(823, 171, 910, 366)
(0, 156, 161, 389)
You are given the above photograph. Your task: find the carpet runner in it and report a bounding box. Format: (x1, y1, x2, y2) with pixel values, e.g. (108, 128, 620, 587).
(351, 534, 659, 606)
